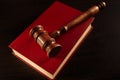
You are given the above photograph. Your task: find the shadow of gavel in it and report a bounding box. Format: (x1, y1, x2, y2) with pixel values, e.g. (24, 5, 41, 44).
(30, 1, 106, 58)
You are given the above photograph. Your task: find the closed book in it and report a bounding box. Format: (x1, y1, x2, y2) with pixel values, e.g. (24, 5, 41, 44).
(9, 1, 94, 80)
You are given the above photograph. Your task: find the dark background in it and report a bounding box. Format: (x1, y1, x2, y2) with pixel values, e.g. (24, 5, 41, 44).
(0, 0, 120, 80)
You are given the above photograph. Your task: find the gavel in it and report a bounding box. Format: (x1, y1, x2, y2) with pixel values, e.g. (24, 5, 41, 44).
(30, 1, 106, 57)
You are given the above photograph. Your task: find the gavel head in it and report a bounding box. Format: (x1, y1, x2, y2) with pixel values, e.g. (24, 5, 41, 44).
(30, 25, 61, 57)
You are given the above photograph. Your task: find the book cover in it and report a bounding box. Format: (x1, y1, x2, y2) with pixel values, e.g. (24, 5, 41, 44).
(9, 1, 94, 79)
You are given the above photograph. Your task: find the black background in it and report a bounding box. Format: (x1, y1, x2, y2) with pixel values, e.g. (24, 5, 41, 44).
(0, 0, 120, 80)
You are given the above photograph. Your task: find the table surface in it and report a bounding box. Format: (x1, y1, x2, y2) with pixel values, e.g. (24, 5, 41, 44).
(0, 0, 120, 80)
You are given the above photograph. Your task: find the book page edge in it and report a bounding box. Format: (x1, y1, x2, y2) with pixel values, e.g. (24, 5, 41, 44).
(53, 24, 93, 78)
(12, 49, 54, 79)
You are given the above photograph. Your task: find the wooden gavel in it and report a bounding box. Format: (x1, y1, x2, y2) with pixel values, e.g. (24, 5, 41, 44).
(30, 1, 106, 57)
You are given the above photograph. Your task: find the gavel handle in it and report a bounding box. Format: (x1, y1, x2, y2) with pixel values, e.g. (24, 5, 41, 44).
(50, 1, 106, 39)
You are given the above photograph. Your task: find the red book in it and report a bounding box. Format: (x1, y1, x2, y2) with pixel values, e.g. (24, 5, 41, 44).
(9, 1, 94, 80)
